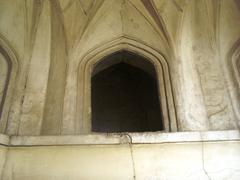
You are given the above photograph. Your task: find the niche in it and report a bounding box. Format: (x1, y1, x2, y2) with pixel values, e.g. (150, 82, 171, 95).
(91, 51, 164, 133)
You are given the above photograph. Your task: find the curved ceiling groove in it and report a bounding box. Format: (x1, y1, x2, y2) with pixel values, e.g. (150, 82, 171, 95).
(26, 0, 43, 53)
(171, 0, 183, 12)
(77, 0, 88, 16)
(174, 1, 188, 53)
(125, 0, 163, 37)
(173, 2, 186, 54)
(78, 0, 96, 16)
(72, 0, 105, 51)
(141, 0, 172, 49)
(50, 0, 68, 55)
(203, 0, 220, 51)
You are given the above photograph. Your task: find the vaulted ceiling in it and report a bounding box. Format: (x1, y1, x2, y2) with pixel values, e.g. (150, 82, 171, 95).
(0, 0, 240, 63)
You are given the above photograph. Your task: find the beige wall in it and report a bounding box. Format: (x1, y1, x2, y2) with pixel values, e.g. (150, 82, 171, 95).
(0, 131, 239, 179)
(0, 134, 8, 179)
(0, 145, 7, 179)
(0, 141, 240, 180)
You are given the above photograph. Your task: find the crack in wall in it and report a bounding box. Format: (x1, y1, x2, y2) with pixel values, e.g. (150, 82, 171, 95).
(122, 133, 136, 180)
(200, 132, 212, 180)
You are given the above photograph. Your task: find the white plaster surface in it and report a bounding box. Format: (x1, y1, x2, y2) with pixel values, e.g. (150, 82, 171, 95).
(204, 141, 240, 180)
(0, 140, 239, 180)
(3, 145, 135, 180)
(1, 132, 240, 180)
(0, 134, 8, 179)
(0, 145, 7, 179)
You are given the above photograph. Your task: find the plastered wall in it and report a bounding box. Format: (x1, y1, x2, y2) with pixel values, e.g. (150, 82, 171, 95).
(0, 145, 7, 179)
(1, 141, 240, 180)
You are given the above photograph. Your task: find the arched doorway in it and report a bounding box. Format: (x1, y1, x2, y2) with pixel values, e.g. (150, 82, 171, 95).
(76, 37, 177, 134)
(91, 51, 163, 132)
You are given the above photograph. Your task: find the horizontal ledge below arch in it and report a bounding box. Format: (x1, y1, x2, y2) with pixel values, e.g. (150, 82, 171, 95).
(0, 130, 239, 146)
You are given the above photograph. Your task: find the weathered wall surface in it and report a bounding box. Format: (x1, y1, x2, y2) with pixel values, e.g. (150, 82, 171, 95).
(0, 145, 7, 179)
(0, 1, 239, 179)
(0, 131, 239, 180)
(0, 134, 9, 179)
(0, 0, 239, 134)
(1, 141, 240, 180)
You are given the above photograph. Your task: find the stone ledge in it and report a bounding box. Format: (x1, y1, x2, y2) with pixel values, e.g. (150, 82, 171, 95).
(130, 130, 240, 143)
(0, 130, 236, 146)
(0, 130, 239, 146)
(0, 133, 9, 146)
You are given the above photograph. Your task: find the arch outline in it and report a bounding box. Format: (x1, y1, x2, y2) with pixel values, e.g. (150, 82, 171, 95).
(0, 34, 19, 133)
(77, 36, 177, 133)
(226, 38, 240, 125)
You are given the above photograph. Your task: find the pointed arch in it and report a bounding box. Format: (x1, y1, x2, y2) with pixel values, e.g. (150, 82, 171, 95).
(77, 36, 177, 133)
(226, 39, 240, 124)
(0, 34, 19, 133)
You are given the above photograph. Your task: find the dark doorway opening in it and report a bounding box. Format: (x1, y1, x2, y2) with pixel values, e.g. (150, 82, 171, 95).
(91, 51, 163, 133)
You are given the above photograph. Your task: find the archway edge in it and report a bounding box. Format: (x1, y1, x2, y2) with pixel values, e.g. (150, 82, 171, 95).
(229, 38, 240, 86)
(0, 33, 19, 133)
(76, 36, 177, 133)
(226, 38, 240, 124)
